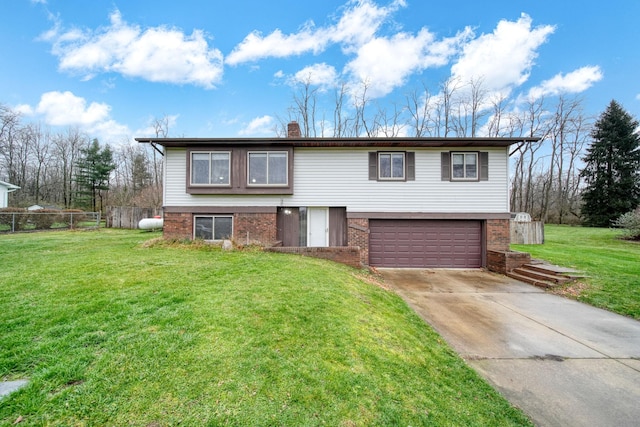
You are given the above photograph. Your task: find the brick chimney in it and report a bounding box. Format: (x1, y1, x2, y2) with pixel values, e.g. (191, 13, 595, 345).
(287, 121, 301, 138)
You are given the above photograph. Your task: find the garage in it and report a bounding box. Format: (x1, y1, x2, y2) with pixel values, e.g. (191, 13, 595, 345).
(369, 219, 483, 268)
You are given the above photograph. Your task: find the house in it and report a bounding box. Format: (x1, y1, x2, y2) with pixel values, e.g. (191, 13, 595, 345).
(0, 180, 20, 208)
(136, 123, 538, 270)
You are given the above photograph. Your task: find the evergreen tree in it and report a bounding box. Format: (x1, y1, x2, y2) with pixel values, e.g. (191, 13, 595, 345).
(75, 139, 116, 212)
(580, 100, 640, 227)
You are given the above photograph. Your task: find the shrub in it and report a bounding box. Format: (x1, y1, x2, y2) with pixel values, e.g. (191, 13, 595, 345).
(612, 208, 640, 240)
(0, 207, 28, 231)
(61, 209, 87, 228)
(30, 209, 63, 230)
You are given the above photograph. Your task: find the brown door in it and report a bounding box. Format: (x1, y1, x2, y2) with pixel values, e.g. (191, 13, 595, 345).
(369, 219, 482, 268)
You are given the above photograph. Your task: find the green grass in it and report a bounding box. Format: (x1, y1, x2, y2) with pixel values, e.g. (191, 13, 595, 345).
(512, 224, 640, 319)
(0, 229, 531, 426)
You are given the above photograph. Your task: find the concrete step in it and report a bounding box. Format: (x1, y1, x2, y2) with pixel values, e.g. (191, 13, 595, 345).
(512, 267, 573, 284)
(506, 271, 557, 289)
(507, 261, 585, 289)
(524, 262, 587, 279)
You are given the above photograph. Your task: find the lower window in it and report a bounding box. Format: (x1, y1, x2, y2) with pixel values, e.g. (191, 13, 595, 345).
(194, 216, 233, 241)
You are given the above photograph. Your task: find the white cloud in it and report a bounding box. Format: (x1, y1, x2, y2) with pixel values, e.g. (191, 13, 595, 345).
(36, 91, 111, 126)
(330, 0, 406, 53)
(292, 63, 338, 89)
(238, 115, 275, 136)
(226, 0, 405, 65)
(226, 25, 329, 66)
(33, 91, 131, 143)
(451, 14, 555, 94)
(43, 10, 223, 88)
(14, 104, 34, 116)
(526, 66, 603, 100)
(345, 27, 472, 98)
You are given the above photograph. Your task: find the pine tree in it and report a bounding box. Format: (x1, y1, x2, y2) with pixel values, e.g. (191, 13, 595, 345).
(580, 100, 640, 227)
(75, 139, 116, 212)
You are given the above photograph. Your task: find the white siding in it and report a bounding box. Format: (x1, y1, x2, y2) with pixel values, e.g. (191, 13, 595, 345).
(0, 186, 7, 208)
(164, 147, 510, 213)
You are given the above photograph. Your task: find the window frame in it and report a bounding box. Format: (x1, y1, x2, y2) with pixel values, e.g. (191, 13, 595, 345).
(189, 151, 231, 186)
(193, 215, 234, 241)
(450, 151, 479, 181)
(247, 151, 289, 187)
(369, 151, 415, 182)
(377, 152, 406, 181)
(440, 151, 490, 182)
(186, 146, 293, 195)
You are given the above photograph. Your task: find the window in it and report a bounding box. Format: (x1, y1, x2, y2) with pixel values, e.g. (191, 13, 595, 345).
(378, 152, 405, 180)
(452, 152, 478, 180)
(441, 152, 488, 181)
(248, 151, 288, 185)
(369, 152, 415, 181)
(191, 152, 230, 185)
(194, 216, 233, 240)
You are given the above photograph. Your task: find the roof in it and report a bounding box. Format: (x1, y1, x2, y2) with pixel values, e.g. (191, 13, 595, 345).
(135, 136, 540, 149)
(0, 180, 20, 191)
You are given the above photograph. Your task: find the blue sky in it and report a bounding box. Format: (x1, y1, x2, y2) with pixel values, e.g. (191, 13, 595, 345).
(1, 0, 638, 143)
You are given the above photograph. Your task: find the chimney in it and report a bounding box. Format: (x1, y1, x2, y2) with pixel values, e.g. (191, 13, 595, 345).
(287, 121, 301, 138)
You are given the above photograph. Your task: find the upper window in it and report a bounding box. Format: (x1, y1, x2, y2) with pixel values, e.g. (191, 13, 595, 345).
(451, 152, 478, 180)
(378, 152, 405, 180)
(191, 152, 230, 185)
(368, 151, 415, 181)
(248, 151, 288, 186)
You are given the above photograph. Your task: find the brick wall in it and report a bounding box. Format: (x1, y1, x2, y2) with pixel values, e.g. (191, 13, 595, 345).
(267, 246, 362, 269)
(234, 212, 277, 245)
(348, 218, 369, 265)
(487, 250, 531, 273)
(486, 218, 510, 251)
(163, 212, 193, 240)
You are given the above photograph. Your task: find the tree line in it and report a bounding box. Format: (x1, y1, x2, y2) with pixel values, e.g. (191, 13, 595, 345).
(0, 104, 163, 212)
(277, 77, 639, 225)
(2, 80, 638, 227)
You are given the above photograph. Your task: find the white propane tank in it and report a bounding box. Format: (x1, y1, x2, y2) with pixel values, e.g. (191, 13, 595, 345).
(139, 216, 163, 230)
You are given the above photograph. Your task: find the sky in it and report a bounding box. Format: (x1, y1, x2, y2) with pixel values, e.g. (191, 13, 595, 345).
(1, 0, 639, 144)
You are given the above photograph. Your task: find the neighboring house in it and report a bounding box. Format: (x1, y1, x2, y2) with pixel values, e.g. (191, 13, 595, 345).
(136, 123, 537, 269)
(0, 180, 20, 208)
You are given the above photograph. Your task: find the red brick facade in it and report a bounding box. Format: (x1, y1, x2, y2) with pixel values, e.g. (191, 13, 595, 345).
(486, 218, 511, 252)
(348, 218, 369, 265)
(162, 212, 512, 270)
(234, 212, 277, 246)
(163, 212, 193, 240)
(267, 246, 361, 268)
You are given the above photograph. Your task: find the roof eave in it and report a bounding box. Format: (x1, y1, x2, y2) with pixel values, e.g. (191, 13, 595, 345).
(135, 136, 540, 149)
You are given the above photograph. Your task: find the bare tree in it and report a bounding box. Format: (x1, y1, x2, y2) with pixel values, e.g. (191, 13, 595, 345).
(406, 83, 436, 137)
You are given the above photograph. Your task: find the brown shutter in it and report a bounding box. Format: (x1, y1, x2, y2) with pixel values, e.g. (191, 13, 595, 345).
(441, 152, 450, 181)
(479, 152, 489, 181)
(406, 152, 415, 181)
(369, 152, 377, 180)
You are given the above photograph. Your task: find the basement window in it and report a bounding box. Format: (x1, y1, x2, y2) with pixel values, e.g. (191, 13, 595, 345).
(194, 216, 233, 241)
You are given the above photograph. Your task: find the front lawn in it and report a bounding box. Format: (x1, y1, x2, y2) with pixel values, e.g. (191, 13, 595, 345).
(0, 230, 531, 426)
(512, 225, 640, 319)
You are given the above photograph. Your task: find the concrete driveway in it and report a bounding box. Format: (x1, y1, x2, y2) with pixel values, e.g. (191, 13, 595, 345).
(379, 268, 640, 427)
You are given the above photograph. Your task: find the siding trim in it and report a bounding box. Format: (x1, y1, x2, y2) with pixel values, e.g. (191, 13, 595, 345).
(347, 212, 511, 220)
(164, 206, 277, 214)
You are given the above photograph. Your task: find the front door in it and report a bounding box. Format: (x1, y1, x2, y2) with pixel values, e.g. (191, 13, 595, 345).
(308, 208, 328, 247)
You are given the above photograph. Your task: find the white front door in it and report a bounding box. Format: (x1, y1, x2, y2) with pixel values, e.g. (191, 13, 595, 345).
(308, 208, 328, 247)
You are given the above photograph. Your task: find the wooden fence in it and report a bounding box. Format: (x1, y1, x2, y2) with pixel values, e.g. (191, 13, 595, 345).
(106, 206, 162, 229)
(510, 220, 544, 244)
